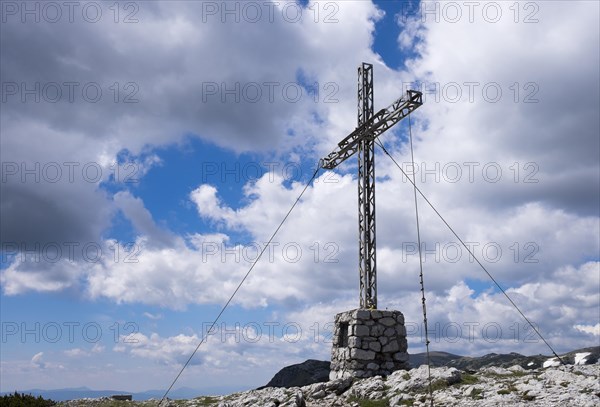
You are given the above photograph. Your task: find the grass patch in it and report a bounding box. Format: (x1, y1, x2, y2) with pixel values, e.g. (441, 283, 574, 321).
(497, 382, 519, 395)
(460, 374, 478, 385)
(430, 379, 449, 391)
(402, 373, 411, 380)
(415, 379, 449, 394)
(497, 384, 518, 395)
(470, 388, 483, 400)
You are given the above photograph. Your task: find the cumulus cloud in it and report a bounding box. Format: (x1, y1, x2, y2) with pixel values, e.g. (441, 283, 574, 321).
(114, 317, 334, 378)
(114, 332, 202, 366)
(190, 185, 237, 225)
(397, 1, 599, 217)
(0, 0, 384, 253)
(1, 258, 82, 295)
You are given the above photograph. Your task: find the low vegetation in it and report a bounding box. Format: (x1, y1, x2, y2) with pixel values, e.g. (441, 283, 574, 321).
(0, 392, 56, 407)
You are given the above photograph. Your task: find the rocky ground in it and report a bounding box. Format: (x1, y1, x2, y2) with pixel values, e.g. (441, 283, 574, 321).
(59, 363, 599, 407)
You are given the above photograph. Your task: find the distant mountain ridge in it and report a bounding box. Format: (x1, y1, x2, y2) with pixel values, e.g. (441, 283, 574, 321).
(410, 346, 599, 371)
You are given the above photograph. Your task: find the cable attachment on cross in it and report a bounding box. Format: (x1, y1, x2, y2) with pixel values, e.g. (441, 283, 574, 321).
(158, 164, 321, 406)
(407, 114, 435, 407)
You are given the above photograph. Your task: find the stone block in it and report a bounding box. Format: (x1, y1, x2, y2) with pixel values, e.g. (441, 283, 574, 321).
(348, 336, 361, 348)
(382, 340, 400, 353)
(337, 312, 352, 323)
(369, 342, 381, 352)
(384, 327, 396, 337)
(351, 348, 376, 360)
(395, 325, 407, 336)
(395, 313, 405, 324)
(354, 325, 370, 336)
(354, 309, 371, 319)
(349, 360, 363, 369)
(371, 325, 385, 336)
(380, 317, 396, 327)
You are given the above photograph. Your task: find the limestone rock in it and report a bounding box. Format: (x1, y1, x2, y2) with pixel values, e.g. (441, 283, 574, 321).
(57, 361, 599, 407)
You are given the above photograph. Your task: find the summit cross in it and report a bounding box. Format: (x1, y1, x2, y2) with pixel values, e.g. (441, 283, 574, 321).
(320, 62, 423, 309)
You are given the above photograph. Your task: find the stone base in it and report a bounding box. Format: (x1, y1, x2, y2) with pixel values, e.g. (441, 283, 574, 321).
(330, 309, 409, 380)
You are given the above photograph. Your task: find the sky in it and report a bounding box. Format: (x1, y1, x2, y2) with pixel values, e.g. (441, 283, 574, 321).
(1, 0, 599, 395)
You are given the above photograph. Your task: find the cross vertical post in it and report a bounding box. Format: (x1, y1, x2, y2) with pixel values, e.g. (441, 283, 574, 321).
(357, 63, 376, 309)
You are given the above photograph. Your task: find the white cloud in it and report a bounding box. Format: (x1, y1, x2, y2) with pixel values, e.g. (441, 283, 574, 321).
(114, 332, 201, 366)
(190, 185, 236, 225)
(64, 348, 89, 358)
(1, 259, 81, 295)
(574, 324, 600, 337)
(110, 258, 598, 383)
(143, 312, 163, 320)
(446, 282, 474, 303)
(0, 0, 386, 261)
(31, 352, 45, 369)
(91, 343, 105, 353)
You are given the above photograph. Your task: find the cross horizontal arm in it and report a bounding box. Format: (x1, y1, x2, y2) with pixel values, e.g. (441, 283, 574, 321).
(320, 90, 423, 170)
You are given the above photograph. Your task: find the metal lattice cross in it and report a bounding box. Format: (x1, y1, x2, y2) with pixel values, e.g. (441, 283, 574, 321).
(320, 63, 423, 309)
